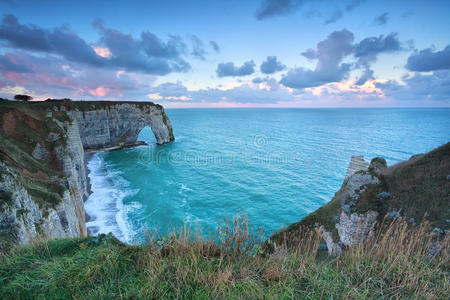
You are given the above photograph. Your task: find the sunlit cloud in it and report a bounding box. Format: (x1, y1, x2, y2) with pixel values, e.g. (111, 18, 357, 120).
(217, 81, 247, 91)
(92, 46, 112, 58)
(89, 86, 110, 97)
(116, 70, 126, 78)
(147, 93, 163, 100)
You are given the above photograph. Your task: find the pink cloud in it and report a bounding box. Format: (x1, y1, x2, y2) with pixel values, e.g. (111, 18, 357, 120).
(92, 46, 112, 58)
(89, 86, 110, 97)
(5, 72, 26, 85)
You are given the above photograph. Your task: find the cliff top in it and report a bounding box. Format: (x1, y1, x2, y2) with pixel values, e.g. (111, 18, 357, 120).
(0, 99, 163, 112)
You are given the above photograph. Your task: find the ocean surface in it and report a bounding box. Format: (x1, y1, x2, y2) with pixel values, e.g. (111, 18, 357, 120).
(85, 108, 450, 244)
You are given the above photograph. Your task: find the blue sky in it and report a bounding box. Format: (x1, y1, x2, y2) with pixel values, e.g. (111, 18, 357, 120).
(0, 0, 449, 107)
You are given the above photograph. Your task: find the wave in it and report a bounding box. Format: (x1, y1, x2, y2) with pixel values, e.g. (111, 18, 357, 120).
(85, 153, 140, 244)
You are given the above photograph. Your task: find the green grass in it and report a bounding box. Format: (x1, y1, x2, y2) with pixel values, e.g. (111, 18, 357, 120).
(0, 218, 448, 299)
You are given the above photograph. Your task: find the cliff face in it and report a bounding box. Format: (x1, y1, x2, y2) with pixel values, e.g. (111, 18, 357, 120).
(0, 100, 174, 251)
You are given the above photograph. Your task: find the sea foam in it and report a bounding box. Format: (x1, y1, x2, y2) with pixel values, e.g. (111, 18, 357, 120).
(85, 153, 140, 244)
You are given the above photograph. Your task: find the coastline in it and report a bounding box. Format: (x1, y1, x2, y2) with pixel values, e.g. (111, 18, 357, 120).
(82, 141, 148, 236)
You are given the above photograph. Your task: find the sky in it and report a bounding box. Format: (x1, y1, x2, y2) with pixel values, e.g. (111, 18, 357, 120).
(0, 0, 449, 107)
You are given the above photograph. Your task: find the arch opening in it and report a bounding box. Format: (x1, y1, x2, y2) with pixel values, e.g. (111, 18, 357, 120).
(137, 125, 157, 145)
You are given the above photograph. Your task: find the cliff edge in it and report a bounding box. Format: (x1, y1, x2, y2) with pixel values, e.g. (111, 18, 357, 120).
(0, 99, 174, 251)
(268, 142, 450, 255)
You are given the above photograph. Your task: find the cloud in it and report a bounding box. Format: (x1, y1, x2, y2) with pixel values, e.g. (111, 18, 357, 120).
(0, 14, 211, 76)
(94, 20, 190, 74)
(345, 0, 367, 11)
(405, 45, 450, 72)
(373, 12, 389, 25)
(281, 29, 354, 88)
(352, 33, 402, 84)
(153, 81, 190, 97)
(0, 14, 52, 51)
(255, 0, 306, 20)
(377, 71, 450, 101)
(0, 14, 104, 67)
(216, 60, 256, 77)
(260, 56, 286, 74)
(325, 9, 343, 24)
(354, 33, 401, 65)
(209, 41, 220, 53)
(0, 53, 33, 73)
(355, 68, 374, 85)
(148, 79, 297, 104)
(189, 35, 206, 60)
(0, 51, 157, 100)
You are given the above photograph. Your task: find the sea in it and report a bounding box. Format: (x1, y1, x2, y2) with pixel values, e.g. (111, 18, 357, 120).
(84, 108, 450, 244)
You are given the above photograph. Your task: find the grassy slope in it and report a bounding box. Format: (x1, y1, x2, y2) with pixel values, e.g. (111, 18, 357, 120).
(270, 142, 450, 245)
(0, 219, 448, 299)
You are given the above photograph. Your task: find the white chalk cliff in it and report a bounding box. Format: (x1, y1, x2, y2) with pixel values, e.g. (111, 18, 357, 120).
(0, 100, 174, 250)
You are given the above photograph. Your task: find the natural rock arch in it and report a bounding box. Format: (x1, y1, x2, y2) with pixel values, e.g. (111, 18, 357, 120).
(69, 102, 174, 151)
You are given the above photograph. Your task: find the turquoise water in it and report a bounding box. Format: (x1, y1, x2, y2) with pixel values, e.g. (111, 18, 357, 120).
(85, 108, 450, 244)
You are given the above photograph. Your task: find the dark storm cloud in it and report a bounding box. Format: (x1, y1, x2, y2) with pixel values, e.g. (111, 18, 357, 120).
(255, 0, 305, 20)
(260, 56, 286, 74)
(405, 45, 450, 72)
(373, 12, 389, 25)
(281, 29, 354, 88)
(209, 41, 220, 53)
(216, 60, 256, 77)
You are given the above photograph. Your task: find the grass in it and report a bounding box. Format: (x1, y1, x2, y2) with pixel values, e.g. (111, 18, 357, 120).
(0, 217, 448, 299)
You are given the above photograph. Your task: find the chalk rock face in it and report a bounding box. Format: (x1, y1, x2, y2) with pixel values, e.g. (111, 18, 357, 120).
(69, 103, 174, 150)
(345, 155, 369, 179)
(336, 210, 378, 246)
(318, 226, 342, 255)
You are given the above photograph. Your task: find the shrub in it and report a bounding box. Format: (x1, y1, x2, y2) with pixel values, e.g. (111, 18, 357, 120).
(13, 95, 33, 101)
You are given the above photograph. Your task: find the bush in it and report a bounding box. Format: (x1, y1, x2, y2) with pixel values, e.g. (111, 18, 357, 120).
(13, 95, 32, 101)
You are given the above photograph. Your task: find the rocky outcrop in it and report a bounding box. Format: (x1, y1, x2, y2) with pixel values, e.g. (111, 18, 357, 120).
(0, 100, 174, 251)
(69, 102, 174, 150)
(336, 210, 378, 246)
(345, 155, 369, 179)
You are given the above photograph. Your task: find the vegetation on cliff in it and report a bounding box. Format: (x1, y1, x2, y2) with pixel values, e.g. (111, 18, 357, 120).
(0, 217, 448, 299)
(270, 142, 450, 246)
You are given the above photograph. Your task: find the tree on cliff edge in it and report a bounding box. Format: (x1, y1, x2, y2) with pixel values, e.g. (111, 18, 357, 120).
(14, 94, 33, 101)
